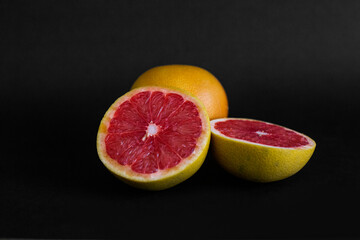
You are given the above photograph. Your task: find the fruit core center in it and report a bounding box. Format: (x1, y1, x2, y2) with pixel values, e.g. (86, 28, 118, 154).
(215, 119, 309, 148)
(256, 131, 268, 136)
(147, 123, 158, 137)
(105, 90, 203, 174)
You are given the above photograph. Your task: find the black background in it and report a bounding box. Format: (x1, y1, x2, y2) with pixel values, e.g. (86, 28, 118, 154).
(1, 0, 360, 239)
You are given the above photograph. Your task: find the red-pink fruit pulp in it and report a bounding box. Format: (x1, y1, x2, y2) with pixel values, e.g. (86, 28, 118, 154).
(105, 91, 203, 174)
(214, 119, 309, 148)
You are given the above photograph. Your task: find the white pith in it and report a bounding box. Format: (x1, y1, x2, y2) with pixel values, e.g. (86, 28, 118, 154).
(256, 131, 269, 136)
(210, 118, 315, 150)
(147, 123, 158, 136)
(142, 122, 159, 141)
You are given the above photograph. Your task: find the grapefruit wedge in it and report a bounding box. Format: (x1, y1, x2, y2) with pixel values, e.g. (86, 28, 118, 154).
(210, 118, 316, 182)
(97, 87, 211, 190)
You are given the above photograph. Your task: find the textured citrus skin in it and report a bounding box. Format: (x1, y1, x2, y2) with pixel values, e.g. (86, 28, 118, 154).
(211, 118, 316, 182)
(131, 64, 228, 120)
(97, 87, 211, 190)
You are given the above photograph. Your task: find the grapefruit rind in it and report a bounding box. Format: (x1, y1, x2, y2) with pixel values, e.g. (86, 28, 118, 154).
(97, 86, 211, 190)
(210, 118, 316, 182)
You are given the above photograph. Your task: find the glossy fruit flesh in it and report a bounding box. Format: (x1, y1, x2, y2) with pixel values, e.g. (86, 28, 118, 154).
(105, 91, 202, 174)
(214, 119, 309, 148)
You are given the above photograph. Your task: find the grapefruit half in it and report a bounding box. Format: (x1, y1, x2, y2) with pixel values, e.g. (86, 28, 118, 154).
(210, 118, 316, 182)
(97, 87, 211, 190)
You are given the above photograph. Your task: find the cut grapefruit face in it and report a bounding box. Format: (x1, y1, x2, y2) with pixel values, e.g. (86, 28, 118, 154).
(97, 87, 210, 190)
(210, 118, 316, 182)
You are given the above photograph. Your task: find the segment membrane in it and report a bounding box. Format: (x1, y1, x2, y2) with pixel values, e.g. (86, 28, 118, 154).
(108, 101, 147, 133)
(129, 91, 151, 122)
(105, 131, 146, 165)
(149, 91, 165, 122)
(155, 93, 184, 124)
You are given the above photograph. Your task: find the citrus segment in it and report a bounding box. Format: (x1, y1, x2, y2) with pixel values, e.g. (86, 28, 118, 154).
(97, 87, 211, 190)
(210, 118, 316, 182)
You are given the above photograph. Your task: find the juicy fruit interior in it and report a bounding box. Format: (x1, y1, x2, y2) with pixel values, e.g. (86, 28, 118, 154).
(215, 119, 309, 148)
(105, 91, 202, 174)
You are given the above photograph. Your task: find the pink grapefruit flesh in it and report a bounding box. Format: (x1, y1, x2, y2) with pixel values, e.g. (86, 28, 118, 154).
(104, 90, 203, 174)
(214, 119, 309, 148)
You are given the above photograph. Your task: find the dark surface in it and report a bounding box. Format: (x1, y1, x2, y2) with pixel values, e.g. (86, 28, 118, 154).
(1, 0, 359, 239)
